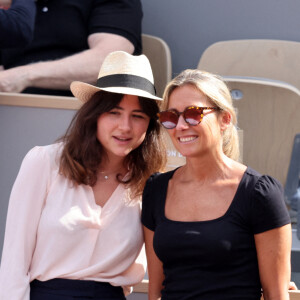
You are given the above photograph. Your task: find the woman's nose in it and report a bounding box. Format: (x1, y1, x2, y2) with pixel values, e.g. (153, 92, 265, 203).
(176, 115, 189, 130)
(118, 115, 131, 131)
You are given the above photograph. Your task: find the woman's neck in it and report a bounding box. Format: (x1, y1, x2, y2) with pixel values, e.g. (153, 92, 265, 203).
(97, 157, 127, 180)
(179, 151, 234, 182)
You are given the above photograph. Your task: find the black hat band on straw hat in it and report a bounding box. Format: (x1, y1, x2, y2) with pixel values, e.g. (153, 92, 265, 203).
(97, 74, 157, 96)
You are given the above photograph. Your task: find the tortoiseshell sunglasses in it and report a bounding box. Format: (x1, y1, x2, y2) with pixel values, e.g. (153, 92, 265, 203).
(157, 106, 220, 129)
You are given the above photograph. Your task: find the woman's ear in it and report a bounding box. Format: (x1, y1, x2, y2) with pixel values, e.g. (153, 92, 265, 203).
(219, 111, 231, 132)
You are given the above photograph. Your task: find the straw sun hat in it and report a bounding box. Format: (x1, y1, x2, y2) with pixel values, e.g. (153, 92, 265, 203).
(70, 51, 162, 102)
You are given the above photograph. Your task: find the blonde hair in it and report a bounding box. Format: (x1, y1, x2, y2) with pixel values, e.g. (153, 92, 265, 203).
(162, 69, 240, 161)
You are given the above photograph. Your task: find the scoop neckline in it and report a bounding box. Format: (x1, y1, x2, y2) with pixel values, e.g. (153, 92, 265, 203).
(161, 166, 250, 224)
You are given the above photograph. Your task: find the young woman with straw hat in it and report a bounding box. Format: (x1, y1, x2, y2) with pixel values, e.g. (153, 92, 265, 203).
(0, 51, 166, 300)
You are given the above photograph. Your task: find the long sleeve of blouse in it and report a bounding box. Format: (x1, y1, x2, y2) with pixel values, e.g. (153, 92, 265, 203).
(0, 146, 51, 299)
(0, 144, 146, 300)
(0, 0, 36, 48)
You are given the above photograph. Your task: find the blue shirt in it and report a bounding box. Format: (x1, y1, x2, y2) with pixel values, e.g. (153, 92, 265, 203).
(0, 0, 36, 48)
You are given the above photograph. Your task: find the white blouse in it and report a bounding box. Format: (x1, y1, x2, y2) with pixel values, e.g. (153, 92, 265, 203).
(0, 143, 146, 300)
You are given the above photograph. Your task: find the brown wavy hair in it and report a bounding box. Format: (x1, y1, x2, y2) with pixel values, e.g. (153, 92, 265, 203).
(58, 90, 166, 199)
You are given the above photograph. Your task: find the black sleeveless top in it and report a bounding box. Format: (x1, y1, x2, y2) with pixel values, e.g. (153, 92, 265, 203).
(142, 167, 290, 300)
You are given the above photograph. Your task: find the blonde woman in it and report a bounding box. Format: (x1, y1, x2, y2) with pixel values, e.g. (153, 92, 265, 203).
(142, 69, 291, 300)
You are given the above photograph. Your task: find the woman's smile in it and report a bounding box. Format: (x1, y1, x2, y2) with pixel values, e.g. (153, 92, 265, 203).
(178, 135, 198, 143)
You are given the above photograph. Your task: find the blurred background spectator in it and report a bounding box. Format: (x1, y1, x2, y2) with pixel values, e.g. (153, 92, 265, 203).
(0, 0, 143, 96)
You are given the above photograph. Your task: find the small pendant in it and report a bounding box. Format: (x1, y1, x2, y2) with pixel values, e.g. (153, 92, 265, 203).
(42, 6, 48, 12)
(104, 175, 109, 180)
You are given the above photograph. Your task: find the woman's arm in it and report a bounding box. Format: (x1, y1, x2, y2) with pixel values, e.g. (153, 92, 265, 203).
(144, 226, 165, 300)
(255, 224, 291, 300)
(0, 147, 51, 299)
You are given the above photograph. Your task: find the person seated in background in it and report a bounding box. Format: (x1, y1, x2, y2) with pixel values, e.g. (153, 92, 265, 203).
(0, 0, 36, 49)
(0, 0, 143, 96)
